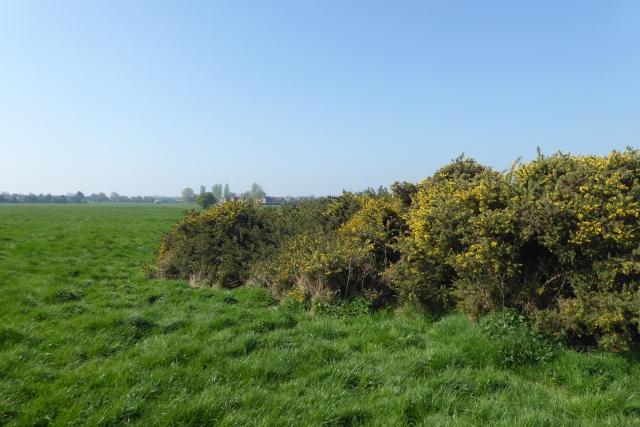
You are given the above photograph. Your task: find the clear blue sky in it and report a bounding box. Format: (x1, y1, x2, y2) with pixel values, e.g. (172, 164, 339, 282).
(1, 1, 639, 197)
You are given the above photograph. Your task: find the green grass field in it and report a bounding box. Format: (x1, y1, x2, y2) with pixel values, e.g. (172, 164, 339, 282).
(1, 204, 640, 426)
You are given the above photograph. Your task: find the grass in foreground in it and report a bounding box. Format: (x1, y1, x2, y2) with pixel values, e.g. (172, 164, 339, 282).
(1, 204, 640, 426)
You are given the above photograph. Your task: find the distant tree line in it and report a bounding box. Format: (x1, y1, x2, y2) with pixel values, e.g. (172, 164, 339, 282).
(0, 191, 86, 204)
(0, 191, 180, 204)
(3, 183, 312, 207)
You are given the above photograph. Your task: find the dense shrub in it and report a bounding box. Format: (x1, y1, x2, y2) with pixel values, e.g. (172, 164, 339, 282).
(149, 201, 279, 288)
(152, 192, 387, 300)
(515, 150, 640, 351)
(393, 150, 640, 351)
(150, 150, 640, 351)
(248, 192, 396, 305)
(248, 231, 371, 301)
(386, 157, 507, 313)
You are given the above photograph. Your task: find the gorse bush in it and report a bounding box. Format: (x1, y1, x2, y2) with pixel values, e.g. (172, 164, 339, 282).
(394, 149, 640, 351)
(516, 150, 640, 351)
(151, 191, 392, 300)
(249, 191, 396, 305)
(387, 157, 513, 313)
(150, 149, 640, 351)
(150, 201, 279, 287)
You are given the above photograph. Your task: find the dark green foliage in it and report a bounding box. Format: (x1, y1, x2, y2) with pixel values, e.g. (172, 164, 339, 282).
(195, 192, 217, 209)
(312, 297, 370, 318)
(248, 191, 401, 305)
(480, 310, 556, 367)
(276, 191, 365, 235)
(152, 201, 279, 287)
(389, 180, 417, 209)
(431, 153, 489, 183)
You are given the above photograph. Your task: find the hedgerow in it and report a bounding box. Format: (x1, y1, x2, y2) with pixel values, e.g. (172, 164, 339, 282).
(150, 149, 640, 351)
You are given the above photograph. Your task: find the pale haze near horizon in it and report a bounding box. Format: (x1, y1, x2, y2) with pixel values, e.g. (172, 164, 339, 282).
(1, 1, 639, 197)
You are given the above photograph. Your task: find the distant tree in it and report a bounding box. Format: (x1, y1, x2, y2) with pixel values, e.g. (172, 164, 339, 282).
(239, 191, 251, 200)
(110, 192, 120, 201)
(212, 184, 223, 200)
(195, 192, 217, 210)
(71, 191, 85, 203)
(38, 194, 52, 203)
(51, 195, 67, 203)
(199, 185, 206, 195)
(182, 188, 195, 204)
(88, 192, 110, 202)
(250, 183, 266, 201)
(0, 195, 7, 203)
(223, 184, 230, 200)
(23, 193, 38, 203)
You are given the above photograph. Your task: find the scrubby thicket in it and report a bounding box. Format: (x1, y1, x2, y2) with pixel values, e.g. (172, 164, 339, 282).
(149, 149, 640, 351)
